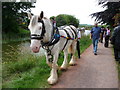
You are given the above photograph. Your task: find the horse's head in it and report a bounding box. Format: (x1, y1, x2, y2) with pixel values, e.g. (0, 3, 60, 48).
(28, 11, 46, 53)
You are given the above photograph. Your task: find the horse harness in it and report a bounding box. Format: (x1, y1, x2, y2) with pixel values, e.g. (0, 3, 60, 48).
(60, 27, 77, 50)
(30, 19, 77, 63)
(31, 19, 46, 40)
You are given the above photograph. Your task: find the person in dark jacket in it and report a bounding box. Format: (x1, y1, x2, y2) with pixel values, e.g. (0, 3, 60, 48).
(111, 20, 120, 63)
(104, 26, 111, 48)
(100, 26, 106, 43)
(77, 28, 81, 59)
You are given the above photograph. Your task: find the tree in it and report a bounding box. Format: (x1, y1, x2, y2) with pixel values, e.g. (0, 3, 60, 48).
(53, 14, 79, 28)
(113, 13, 120, 26)
(2, 2, 35, 34)
(90, 1, 120, 27)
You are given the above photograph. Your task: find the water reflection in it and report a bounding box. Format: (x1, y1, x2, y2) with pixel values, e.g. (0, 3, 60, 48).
(84, 30, 91, 36)
(2, 41, 45, 62)
(81, 30, 91, 36)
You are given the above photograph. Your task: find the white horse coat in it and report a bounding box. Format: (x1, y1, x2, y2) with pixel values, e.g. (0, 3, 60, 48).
(28, 11, 78, 84)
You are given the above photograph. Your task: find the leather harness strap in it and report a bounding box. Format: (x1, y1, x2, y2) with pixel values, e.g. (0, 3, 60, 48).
(31, 19, 46, 40)
(31, 34, 43, 40)
(69, 26, 77, 39)
(66, 28, 75, 39)
(62, 29, 71, 51)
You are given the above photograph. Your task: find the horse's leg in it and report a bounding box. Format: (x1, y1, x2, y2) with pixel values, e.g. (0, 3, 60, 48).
(60, 49, 68, 70)
(45, 52, 52, 67)
(69, 54, 76, 66)
(69, 41, 77, 65)
(47, 52, 59, 84)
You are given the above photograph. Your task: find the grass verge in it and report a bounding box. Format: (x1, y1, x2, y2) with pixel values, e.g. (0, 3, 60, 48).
(2, 36, 92, 88)
(2, 28, 30, 44)
(112, 47, 120, 88)
(116, 62, 120, 88)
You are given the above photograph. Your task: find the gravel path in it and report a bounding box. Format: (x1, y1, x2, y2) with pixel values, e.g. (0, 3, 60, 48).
(52, 43, 118, 88)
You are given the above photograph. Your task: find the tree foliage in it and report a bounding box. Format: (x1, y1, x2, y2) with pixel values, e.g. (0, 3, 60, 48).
(2, 2, 35, 34)
(113, 13, 120, 25)
(90, 1, 120, 27)
(54, 14, 79, 28)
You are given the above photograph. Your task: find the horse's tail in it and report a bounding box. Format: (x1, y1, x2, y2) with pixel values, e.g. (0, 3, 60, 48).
(68, 40, 80, 58)
(68, 41, 76, 54)
(68, 25, 80, 58)
(68, 44, 73, 54)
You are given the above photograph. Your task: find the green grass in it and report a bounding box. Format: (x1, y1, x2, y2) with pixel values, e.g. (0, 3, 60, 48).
(116, 60, 120, 88)
(111, 47, 120, 88)
(2, 55, 51, 88)
(80, 36, 92, 53)
(2, 28, 30, 44)
(117, 63, 120, 80)
(116, 61, 120, 88)
(2, 36, 92, 88)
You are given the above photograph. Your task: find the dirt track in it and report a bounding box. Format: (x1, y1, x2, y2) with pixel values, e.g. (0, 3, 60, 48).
(52, 43, 118, 88)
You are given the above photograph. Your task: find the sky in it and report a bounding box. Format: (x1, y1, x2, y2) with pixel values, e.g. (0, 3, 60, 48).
(31, 0, 106, 25)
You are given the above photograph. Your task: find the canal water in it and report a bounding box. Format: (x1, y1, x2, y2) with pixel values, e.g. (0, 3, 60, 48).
(2, 30, 90, 62)
(2, 40, 45, 62)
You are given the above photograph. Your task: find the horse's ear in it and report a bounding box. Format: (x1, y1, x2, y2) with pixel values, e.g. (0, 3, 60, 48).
(27, 12, 32, 19)
(40, 11, 44, 19)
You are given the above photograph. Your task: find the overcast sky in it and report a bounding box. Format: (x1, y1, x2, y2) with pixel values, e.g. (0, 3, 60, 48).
(31, 0, 106, 25)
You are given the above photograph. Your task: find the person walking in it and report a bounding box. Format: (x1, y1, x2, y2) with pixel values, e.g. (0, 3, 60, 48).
(104, 26, 111, 48)
(77, 28, 81, 59)
(100, 26, 106, 43)
(111, 20, 120, 63)
(50, 17, 57, 35)
(90, 23, 101, 55)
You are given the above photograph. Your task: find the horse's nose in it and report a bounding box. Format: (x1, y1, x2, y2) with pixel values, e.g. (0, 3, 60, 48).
(31, 46, 39, 53)
(35, 46, 38, 49)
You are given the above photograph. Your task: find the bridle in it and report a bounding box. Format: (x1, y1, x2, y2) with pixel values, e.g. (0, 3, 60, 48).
(30, 19, 46, 41)
(30, 18, 60, 47)
(30, 18, 54, 63)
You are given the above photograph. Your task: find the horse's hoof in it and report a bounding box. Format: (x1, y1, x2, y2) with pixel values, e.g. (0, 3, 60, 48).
(47, 77, 58, 85)
(60, 67, 67, 71)
(69, 63, 76, 66)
